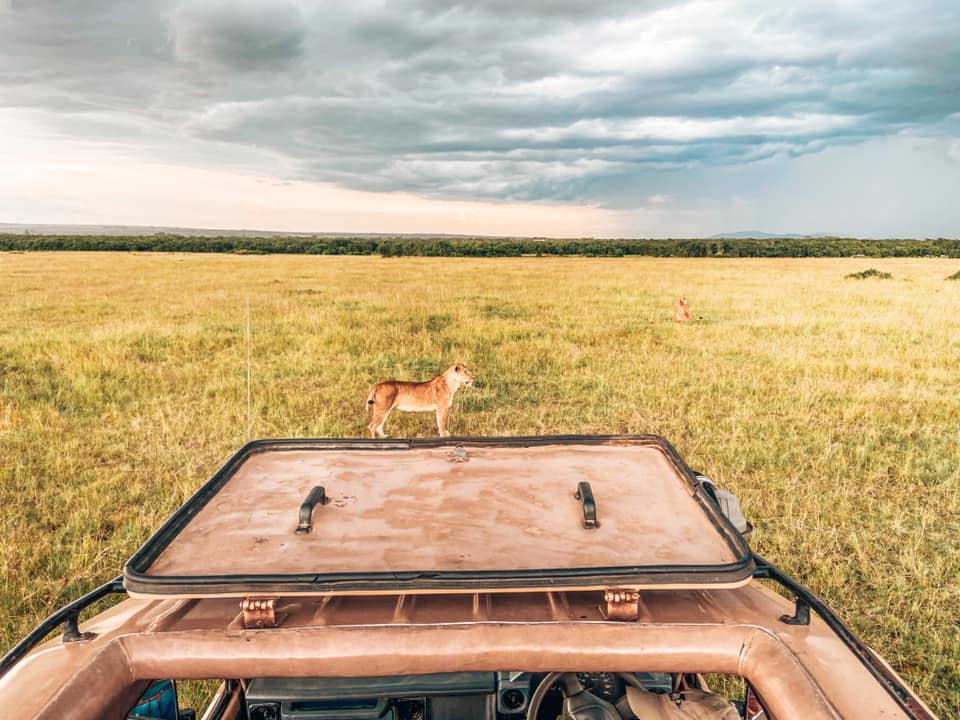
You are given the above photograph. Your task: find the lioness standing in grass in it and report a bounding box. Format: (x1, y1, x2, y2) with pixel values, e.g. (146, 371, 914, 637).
(366, 363, 474, 438)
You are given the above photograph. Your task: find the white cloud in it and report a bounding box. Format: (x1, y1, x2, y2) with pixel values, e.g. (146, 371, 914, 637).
(503, 113, 858, 145)
(947, 140, 960, 164)
(503, 74, 622, 100)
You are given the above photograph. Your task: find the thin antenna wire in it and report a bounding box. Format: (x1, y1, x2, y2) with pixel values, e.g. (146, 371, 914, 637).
(246, 296, 252, 442)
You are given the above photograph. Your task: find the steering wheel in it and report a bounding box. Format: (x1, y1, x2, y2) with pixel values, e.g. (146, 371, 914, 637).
(527, 672, 646, 720)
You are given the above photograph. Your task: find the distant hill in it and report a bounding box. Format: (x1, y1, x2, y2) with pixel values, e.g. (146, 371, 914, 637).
(0, 222, 852, 240)
(0, 222, 496, 239)
(1, 223, 850, 241)
(707, 231, 837, 239)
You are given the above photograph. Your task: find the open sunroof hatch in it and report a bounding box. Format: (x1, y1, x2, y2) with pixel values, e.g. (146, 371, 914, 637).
(124, 435, 754, 598)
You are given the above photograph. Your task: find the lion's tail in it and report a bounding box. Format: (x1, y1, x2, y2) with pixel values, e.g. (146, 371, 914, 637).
(365, 388, 376, 410)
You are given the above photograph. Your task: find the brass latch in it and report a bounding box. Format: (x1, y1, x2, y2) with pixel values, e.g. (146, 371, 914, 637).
(241, 597, 278, 629)
(602, 589, 640, 621)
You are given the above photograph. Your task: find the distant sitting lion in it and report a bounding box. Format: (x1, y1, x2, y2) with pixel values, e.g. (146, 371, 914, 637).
(366, 363, 474, 438)
(675, 297, 691, 322)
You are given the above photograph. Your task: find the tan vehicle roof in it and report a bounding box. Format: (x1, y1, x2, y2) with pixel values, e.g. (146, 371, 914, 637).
(0, 581, 933, 719)
(124, 436, 753, 597)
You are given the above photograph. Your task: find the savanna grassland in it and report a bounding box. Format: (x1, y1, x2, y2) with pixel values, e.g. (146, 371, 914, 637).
(1, 252, 958, 715)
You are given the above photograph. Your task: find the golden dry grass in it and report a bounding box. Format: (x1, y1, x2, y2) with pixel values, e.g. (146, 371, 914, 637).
(1, 252, 958, 715)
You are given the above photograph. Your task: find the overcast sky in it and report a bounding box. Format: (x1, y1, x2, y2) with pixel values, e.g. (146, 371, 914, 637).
(2, 0, 959, 237)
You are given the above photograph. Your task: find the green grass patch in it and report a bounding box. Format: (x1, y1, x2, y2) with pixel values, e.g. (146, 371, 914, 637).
(846, 268, 893, 279)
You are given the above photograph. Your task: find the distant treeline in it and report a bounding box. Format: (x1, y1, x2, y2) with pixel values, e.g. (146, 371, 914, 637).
(3, 234, 960, 258)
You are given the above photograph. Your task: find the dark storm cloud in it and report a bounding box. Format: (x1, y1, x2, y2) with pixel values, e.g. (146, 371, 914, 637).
(3, 0, 959, 204)
(173, 0, 306, 69)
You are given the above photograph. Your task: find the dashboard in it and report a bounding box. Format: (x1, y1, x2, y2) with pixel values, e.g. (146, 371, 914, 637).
(244, 671, 674, 720)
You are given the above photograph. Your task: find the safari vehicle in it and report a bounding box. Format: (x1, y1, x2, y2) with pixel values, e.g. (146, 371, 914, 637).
(0, 435, 937, 719)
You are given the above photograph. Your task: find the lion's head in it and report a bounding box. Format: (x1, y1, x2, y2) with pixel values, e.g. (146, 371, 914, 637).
(450, 362, 474, 386)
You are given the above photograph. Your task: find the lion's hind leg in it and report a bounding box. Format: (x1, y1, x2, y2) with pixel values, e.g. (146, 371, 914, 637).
(368, 404, 393, 438)
(367, 385, 396, 438)
(368, 412, 388, 438)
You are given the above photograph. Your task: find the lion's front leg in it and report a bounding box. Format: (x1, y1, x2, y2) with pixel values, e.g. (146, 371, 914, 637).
(436, 406, 451, 437)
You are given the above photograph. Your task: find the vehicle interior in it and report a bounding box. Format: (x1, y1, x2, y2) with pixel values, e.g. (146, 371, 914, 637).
(129, 670, 765, 720)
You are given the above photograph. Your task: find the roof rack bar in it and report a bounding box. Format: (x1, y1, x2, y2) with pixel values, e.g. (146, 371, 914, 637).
(752, 554, 934, 720)
(0, 575, 125, 679)
(295, 486, 329, 534)
(62, 608, 96, 643)
(780, 594, 810, 626)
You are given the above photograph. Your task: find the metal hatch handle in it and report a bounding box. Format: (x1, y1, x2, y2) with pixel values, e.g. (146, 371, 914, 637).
(295, 485, 329, 534)
(575, 481, 599, 529)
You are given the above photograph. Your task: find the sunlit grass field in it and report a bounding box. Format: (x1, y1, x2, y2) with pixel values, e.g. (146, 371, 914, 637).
(1, 252, 958, 715)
